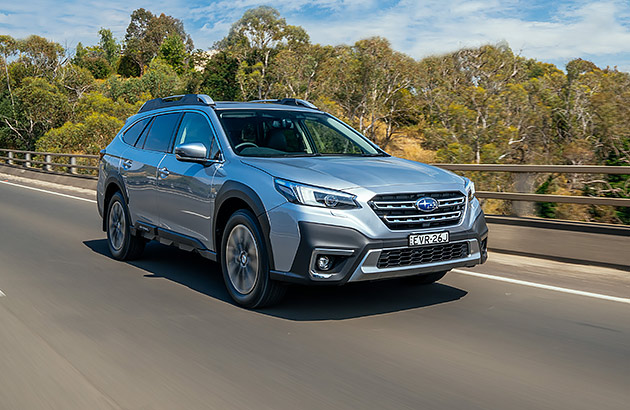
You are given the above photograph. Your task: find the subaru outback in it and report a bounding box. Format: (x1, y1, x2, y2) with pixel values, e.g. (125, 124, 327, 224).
(97, 94, 488, 308)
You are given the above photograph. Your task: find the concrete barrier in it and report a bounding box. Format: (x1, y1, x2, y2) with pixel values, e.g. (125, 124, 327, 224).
(487, 216, 629, 270)
(0, 164, 97, 190)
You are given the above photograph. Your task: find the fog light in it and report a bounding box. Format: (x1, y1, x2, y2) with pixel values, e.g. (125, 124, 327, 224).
(316, 255, 333, 271)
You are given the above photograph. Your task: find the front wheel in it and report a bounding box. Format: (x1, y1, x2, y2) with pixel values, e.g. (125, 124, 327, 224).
(221, 210, 286, 308)
(106, 192, 145, 260)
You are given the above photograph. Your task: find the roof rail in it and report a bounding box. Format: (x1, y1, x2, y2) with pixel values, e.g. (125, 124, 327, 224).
(249, 98, 318, 110)
(138, 94, 215, 113)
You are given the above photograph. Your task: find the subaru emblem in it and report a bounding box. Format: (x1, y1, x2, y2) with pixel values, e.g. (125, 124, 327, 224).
(415, 197, 438, 212)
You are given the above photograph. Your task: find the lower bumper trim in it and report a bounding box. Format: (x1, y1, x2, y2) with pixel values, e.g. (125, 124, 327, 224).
(347, 239, 482, 282)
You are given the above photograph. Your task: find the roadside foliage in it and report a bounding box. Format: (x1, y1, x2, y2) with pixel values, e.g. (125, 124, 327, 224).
(0, 7, 628, 223)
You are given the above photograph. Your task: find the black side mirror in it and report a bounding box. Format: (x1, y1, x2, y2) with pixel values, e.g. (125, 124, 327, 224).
(175, 143, 208, 164)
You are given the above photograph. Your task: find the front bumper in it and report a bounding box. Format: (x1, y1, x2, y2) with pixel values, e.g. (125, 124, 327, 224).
(270, 212, 488, 285)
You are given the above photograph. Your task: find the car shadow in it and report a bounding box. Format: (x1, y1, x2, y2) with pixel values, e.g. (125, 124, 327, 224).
(84, 239, 468, 321)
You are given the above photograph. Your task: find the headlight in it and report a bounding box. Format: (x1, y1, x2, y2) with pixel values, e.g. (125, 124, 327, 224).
(463, 177, 476, 202)
(274, 179, 359, 209)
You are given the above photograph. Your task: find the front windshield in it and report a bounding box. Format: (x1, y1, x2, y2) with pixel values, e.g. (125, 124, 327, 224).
(215, 109, 385, 157)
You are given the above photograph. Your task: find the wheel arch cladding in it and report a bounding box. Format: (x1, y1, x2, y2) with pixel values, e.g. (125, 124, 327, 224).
(102, 176, 128, 232)
(214, 180, 276, 270)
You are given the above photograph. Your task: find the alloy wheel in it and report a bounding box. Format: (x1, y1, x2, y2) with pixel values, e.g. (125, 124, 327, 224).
(108, 201, 126, 251)
(225, 224, 259, 295)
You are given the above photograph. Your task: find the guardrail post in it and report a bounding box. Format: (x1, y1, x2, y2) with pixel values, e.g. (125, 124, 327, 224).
(45, 154, 52, 172)
(7, 151, 13, 165)
(70, 156, 77, 174)
(25, 153, 31, 168)
(513, 172, 535, 216)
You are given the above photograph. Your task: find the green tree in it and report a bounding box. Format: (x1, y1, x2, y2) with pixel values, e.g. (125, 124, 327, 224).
(218, 6, 308, 100)
(16, 35, 64, 78)
(158, 34, 188, 74)
(117, 55, 141, 77)
(9, 77, 69, 148)
(200, 50, 239, 100)
(0, 35, 18, 111)
(57, 64, 95, 102)
(123, 8, 193, 75)
(271, 43, 333, 101)
(98, 28, 120, 67)
(140, 59, 184, 98)
(73, 41, 112, 80)
(535, 176, 558, 218)
(318, 37, 418, 147)
(37, 112, 123, 154)
(36, 91, 139, 154)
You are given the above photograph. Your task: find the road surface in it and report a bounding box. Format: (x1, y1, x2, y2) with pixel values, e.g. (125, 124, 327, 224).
(0, 177, 628, 410)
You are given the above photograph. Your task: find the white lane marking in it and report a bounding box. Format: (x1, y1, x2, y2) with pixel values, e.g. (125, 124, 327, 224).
(0, 172, 96, 195)
(0, 289, 5, 297)
(453, 269, 630, 305)
(0, 180, 96, 204)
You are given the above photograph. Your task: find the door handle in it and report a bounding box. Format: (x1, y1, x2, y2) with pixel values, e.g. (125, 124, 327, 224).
(122, 159, 132, 169)
(158, 167, 170, 179)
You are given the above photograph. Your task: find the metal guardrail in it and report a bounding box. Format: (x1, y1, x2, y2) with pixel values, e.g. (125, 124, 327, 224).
(0, 149, 628, 207)
(0, 149, 99, 177)
(434, 164, 630, 174)
(433, 163, 630, 208)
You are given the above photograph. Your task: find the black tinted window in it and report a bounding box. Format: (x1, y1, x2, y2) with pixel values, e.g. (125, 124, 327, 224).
(216, 110, 380, 157)
(142, 113, 181, 152)
(122, 118, 150, 146)
(174, 112, 213, 150)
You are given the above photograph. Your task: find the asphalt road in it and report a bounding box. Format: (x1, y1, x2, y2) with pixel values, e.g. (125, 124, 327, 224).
(0, 179, 628, 410)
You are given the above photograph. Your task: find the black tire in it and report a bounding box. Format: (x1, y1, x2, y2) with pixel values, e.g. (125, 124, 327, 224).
(220, 209, 286, 308)
(106, 192, 145, 260)
(404, 270, 448, 285)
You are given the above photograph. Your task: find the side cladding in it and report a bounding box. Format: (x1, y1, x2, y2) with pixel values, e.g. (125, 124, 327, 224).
(213, 180, 277, 269)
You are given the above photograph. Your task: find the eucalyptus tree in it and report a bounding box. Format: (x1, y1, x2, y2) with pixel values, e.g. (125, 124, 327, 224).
(216, 6, 309, 100)
(123, 8, 193, 75)
(319, 37, 418, 148)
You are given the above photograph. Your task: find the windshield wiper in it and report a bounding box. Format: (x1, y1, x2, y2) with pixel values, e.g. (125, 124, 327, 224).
(275, 153, 321, 157)
(360, 153, 388, 157)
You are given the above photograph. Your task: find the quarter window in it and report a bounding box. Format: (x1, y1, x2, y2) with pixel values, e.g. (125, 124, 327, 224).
(141, 113, 181, 152)
(122, 118, 150, 146)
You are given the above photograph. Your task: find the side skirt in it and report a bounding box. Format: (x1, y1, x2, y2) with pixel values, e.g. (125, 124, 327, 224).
(131, 221, 217, 262)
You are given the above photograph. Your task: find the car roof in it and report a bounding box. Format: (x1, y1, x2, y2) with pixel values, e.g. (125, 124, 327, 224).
(213, 101, 319, 112)
(124, 101, 321, 127)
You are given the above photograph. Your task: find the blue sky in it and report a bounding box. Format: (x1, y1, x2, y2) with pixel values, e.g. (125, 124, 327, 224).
(2, 0, 630, 72)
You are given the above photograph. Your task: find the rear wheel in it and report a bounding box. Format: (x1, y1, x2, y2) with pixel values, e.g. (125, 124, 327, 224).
(221, 210, 286, 308)
(106, 192, 145, 260)
(404, 270, 448, 285)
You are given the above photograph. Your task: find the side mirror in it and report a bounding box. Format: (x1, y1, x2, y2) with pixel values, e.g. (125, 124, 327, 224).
(175, 142, 208, 163)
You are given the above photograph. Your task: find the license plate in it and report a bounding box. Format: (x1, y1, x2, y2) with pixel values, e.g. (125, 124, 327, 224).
(408, 232, 449, 247)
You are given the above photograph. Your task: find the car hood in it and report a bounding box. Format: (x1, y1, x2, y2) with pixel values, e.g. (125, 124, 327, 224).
(240, 156, 464, 191)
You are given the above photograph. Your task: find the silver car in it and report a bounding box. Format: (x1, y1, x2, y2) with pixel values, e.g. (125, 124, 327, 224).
(97, 94, 488, 307)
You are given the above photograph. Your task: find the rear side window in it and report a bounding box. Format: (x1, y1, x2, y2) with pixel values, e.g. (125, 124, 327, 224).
(141, 113, 181, 152)
(174, 112, 214, 150)
(122, 118, 150, 146)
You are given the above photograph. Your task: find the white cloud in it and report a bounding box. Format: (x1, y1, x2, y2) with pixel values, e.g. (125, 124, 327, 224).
(289, 0, 630, 71)
(0, 0, 629, 71)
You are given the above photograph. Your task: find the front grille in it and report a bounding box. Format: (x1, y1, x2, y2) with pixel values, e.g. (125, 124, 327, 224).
(377, 242, 469, 269)
(369, 191, 466, 230)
